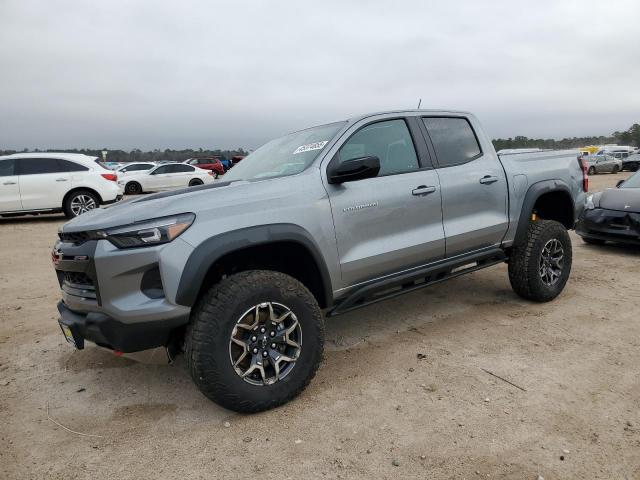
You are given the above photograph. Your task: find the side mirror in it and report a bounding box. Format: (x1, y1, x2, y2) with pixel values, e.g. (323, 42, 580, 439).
(327, 156, 380, 184)
(616, 180, 625, 188)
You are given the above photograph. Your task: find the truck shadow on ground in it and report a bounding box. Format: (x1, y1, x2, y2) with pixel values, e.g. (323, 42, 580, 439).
(46, 269, 521, 426)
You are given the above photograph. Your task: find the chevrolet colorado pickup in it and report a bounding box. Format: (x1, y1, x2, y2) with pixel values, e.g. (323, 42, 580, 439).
(52, 110, 587, 412)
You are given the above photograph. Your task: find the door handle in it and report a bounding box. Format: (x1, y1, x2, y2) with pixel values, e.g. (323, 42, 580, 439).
(412, 185, 436, 196)
(56, 178, 68, 182)
(3, 181, 17, 185)
(479, 175, 499, 184)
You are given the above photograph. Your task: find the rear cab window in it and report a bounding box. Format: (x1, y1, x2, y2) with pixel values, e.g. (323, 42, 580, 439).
(422, 117, 482, 167)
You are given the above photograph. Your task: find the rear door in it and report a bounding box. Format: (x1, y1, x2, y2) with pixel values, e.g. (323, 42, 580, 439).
(420, 116, 508, 257)
(0, 159, 21, 211)
(171, 164, 196, 187)
(16, 158, 71, 210)
(324, 117, 445, 287)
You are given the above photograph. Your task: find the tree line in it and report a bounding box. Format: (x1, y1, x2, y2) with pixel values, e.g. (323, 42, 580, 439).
(0, 148, 249, 163)
(492, 123, 640, 151)
(2, 123, 639, 159)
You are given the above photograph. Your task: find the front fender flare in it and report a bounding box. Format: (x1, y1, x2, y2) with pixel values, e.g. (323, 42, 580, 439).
(175, 224, 333, 308)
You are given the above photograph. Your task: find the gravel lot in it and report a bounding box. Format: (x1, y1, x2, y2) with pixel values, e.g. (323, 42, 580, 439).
(1, 172, 638, 480)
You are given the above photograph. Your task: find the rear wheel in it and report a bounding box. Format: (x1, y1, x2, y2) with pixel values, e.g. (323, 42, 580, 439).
(125, 181, 142, 195)
(63, 190, 99, 218)
(588, 166, 596, 175)
(612, 165, 620, 174)
(189, 178, 203, 187)
(185, 270, 324, 413)
(508, 219, 572, 302)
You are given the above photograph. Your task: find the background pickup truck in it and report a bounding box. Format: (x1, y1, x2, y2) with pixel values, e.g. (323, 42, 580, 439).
(53, 110, 587, 412)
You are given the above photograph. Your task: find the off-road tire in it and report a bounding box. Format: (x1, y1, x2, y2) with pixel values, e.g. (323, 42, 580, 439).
(63, 190, 99, 218)
(582, 236, 605, 246)
(125, 181, 142, 195)
(185, 270, 324, 413)
(508, 219, 572, 302)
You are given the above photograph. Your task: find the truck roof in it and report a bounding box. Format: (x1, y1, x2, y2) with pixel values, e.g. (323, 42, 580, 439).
(345, 109, 472, 124)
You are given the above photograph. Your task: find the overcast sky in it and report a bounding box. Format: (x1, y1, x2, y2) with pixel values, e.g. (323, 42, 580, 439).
(1, 0, 639, 150)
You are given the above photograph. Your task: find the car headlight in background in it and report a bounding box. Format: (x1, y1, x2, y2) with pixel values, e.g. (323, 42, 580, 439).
(98, 213, 195, 248)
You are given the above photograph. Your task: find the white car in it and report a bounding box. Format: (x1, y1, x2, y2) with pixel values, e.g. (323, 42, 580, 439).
(0, 152, 123, 218)
(118, 163, 215, 194)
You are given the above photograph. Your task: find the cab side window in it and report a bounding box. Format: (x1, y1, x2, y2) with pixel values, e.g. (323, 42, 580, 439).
(0, 159, 15, 176)
(57, 159, 88, 172)
(172, 164, 194, 173)
(16, 158, 63, 175)
(152, 165, 171, 175)
(338, 119, 419, 176)
(423, 117, 482, 167)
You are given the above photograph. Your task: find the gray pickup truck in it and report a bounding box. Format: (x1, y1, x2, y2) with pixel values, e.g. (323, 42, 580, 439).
(53, 110, 587, 412)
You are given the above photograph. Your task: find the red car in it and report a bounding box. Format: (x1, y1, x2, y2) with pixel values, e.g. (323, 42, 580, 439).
(183, 157, 225, 177)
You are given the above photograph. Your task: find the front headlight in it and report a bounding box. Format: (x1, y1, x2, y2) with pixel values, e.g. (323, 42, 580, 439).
(98, 213, 195, 248)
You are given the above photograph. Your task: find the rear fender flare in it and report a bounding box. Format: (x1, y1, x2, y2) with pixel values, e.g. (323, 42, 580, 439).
(514, 179, 575, 245)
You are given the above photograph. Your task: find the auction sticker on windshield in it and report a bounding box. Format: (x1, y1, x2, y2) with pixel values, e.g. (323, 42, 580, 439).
(293, 141, 328, 155)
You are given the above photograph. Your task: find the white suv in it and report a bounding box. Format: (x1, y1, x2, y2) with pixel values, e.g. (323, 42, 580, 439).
(0, 152, 123, 218)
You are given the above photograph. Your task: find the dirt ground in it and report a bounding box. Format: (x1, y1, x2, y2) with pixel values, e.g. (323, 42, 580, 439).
(1, 172, 639, 480)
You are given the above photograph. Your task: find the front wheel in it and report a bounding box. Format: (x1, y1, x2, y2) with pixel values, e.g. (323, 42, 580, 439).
(189, 178, 203, 187)
(588, 166, 596, 175)
(612, 165, 620, 174)
(508, 219, 572, 302)
(185, 270, 324, 413)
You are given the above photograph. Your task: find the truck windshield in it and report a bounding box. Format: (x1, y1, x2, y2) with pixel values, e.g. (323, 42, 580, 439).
(223, 122, 346, 182)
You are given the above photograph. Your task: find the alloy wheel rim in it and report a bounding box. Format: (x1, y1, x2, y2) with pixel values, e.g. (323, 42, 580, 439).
(229, 302, 302, 386)
(539, 238, 564, 286)
(70, 195, 96, 216)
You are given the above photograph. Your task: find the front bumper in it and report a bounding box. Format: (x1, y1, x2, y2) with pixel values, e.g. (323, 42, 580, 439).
(57, 301, 187, 352)
(576, 208, 640, 245)
(52, 234, 193, 352)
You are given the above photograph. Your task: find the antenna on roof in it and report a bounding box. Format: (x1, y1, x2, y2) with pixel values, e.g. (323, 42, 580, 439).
(416, 98, 422, 109)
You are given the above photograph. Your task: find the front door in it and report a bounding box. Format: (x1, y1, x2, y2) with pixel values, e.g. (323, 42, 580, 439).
(325, 118, 445, 287)
(0, 159, 22, 211)
(147, 165, 174, 190)
(421, 116, 509, 257)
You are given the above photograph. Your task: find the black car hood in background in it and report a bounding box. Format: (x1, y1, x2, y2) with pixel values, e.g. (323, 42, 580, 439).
(599, 188, 640, 212)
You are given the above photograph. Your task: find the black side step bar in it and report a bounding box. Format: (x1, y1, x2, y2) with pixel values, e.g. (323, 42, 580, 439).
(327, 248, 507, 317)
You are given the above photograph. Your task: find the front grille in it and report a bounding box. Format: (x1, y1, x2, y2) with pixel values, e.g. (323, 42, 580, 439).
(61, 271, 97, 300)
(63, 272, 94, 287)
(59, 231, 92, 245)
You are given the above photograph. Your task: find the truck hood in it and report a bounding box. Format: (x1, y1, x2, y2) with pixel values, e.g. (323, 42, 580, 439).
(598, 187, 640, 212)
(61, 181, 238, 232)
